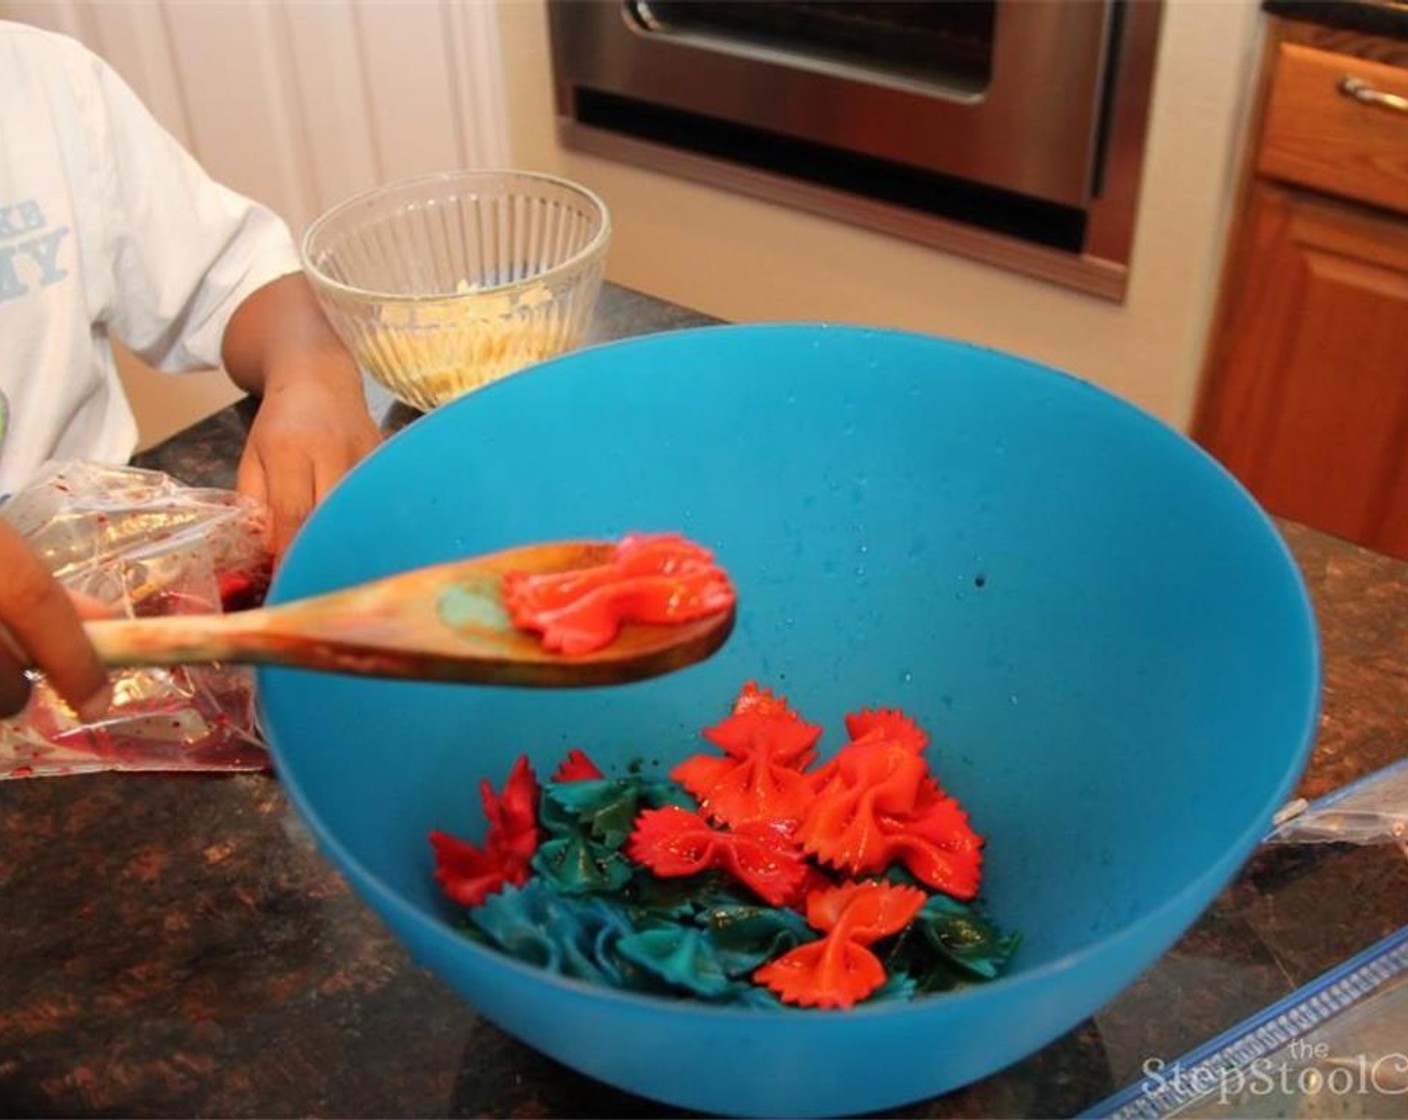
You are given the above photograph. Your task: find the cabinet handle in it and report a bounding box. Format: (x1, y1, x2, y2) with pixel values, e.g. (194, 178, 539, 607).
(1337, 75, 1408, 115)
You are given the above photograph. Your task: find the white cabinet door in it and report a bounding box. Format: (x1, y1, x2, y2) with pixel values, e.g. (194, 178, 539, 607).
(1, 0, 509, 231)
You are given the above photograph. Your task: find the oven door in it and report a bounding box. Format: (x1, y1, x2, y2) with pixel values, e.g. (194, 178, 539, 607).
(548, 0, 1115, 209)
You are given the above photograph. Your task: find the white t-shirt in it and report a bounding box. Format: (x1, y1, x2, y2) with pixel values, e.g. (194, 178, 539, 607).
(0, 20, 302, 496)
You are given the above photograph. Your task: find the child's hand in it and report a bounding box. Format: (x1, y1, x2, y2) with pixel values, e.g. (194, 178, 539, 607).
(222, 273, 383, 560)
(0, 519, 111, 721)
(236, 359, 381, 559)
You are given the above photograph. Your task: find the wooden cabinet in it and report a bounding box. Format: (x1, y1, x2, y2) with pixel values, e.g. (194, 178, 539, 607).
(1198, 184, 1408, 553)
(1258, 43, 1408, 215)
(1193, 21, 1408, 559)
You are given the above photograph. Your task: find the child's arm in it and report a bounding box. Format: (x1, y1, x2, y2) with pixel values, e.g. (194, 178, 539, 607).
(73, 39, 381, 557)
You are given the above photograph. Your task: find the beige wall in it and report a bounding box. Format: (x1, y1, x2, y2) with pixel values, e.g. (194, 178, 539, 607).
(496, 0, 1266, 432)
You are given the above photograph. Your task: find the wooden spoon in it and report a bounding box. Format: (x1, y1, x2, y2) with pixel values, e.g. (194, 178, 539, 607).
(81, 541, 736, 688)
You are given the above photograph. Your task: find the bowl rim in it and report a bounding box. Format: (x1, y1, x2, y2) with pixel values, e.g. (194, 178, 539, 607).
(298, 167, 612, 305)
(258, 321, 1324, 1026)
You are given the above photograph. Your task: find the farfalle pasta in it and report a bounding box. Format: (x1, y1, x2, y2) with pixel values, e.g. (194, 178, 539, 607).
(428, 682, 1019, 1010)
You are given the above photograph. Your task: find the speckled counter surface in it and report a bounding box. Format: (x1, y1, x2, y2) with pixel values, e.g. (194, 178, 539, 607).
(1263, 0, 1408, 41)
(3, 283, 1407, 1118)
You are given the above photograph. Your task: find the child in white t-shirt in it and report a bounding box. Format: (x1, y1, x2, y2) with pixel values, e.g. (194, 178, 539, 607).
(0, 21, 383, 720)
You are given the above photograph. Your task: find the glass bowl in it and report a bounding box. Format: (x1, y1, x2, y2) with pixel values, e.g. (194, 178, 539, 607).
(300, 169, 610, 412)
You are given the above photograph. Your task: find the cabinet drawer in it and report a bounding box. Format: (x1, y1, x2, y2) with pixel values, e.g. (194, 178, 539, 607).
(1259, 43, 1408, 216)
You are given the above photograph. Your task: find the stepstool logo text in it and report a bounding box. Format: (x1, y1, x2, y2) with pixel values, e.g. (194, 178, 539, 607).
(1142, 1040, 1408, 1106)
(0, 199, 70, 304)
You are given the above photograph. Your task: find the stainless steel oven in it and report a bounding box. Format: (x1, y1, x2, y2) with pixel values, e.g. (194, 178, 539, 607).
(547, 1, 1164, 299)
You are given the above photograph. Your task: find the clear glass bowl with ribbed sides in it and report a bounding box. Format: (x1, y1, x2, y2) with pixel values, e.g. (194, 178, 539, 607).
(301, 169, 611, 412)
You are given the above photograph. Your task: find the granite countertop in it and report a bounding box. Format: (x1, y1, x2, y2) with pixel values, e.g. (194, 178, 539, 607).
(1264, 0, 1408, 41)
(3, 282, 1408, 1118)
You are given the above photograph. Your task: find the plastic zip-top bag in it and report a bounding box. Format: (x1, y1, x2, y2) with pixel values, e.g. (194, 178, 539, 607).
(0, 460, 273, 778)
(1267, 758, 1408, 848)
(1084, 926, 1408, 1119)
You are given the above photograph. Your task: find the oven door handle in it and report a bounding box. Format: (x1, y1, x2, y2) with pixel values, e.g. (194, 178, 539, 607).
(626, 0, 665, 32)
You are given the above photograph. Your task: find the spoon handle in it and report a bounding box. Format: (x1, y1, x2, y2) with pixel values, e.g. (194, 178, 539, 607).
(84, 611, 286, 669)
(81, 611, 504, 681)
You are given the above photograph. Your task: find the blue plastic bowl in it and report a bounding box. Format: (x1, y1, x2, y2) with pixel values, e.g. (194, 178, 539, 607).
(258, 324, 1320, 1117)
